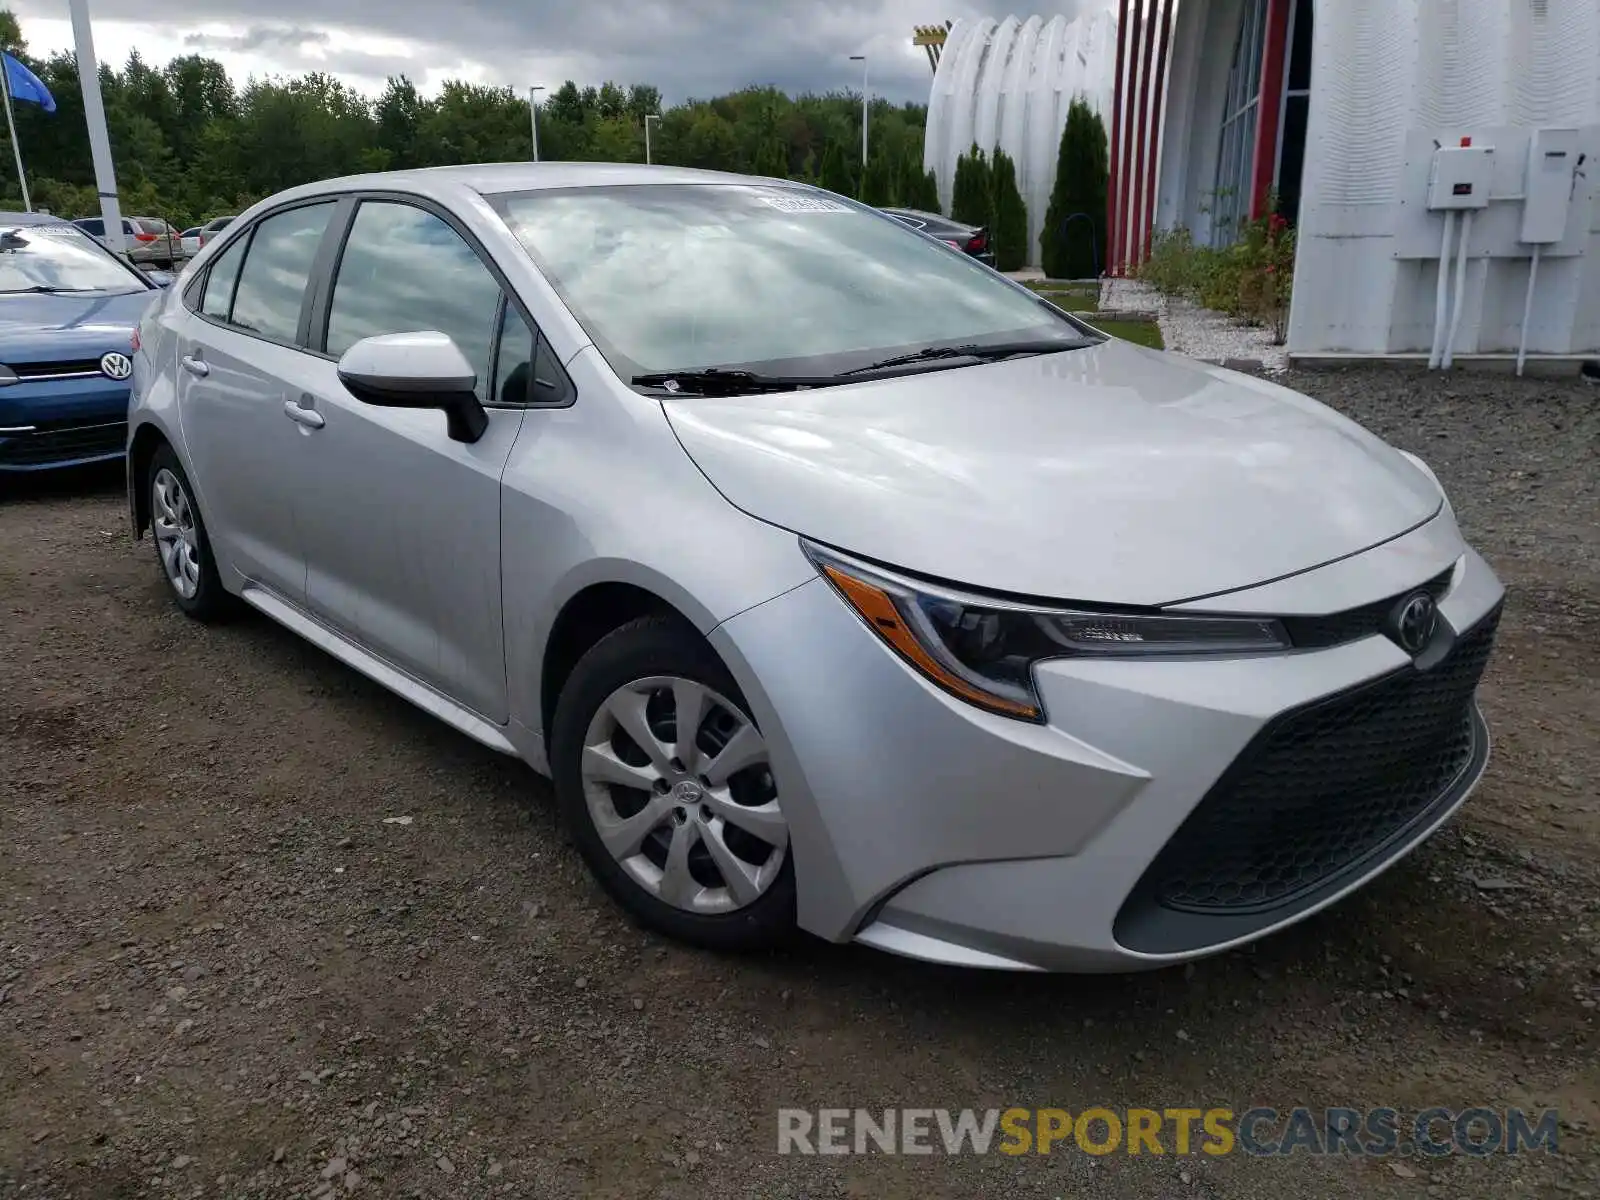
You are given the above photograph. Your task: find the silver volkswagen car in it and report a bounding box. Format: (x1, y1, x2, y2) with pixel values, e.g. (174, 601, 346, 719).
(127, 164, 1504, 972)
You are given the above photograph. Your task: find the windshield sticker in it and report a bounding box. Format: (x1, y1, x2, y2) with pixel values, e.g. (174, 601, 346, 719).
(757, 194, 851, 214)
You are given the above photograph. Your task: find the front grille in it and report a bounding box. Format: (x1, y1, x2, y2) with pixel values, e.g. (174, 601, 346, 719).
(4, 359, 106, 379)
(0, 420, 126, 466)
(1140, 605, 1500, 915)
(1280, 567, 1455, 649)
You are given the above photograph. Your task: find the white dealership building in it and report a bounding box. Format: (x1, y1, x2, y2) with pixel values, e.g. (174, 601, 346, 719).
(925, 0, 1600, 366)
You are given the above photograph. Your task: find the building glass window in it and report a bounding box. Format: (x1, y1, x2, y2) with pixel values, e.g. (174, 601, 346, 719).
(1210, 0, 1270, 246)
(1274, 0, 1314, 223)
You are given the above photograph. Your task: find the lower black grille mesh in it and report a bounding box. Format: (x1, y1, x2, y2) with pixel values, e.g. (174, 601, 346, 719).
(0, 421, 126, 466)
(1144, 606, 1500, 914)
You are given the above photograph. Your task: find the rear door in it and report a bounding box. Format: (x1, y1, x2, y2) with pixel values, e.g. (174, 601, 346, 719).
(170, 201, 340, 600)
(290, 196, 529, 722)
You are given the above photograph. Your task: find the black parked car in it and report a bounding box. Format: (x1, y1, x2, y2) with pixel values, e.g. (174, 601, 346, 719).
(879, 207, 994, 267)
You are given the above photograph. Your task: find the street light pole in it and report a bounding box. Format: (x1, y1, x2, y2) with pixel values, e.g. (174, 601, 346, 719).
(850, 54, 868, 166)
(68, 0, 124, 253)
(644, 113, 659, 165)
(528, 85, 545, 162)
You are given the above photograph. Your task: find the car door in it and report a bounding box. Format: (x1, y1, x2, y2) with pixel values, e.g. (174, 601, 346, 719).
(290, 197, 528, 723)
(170, 201, 339, 601)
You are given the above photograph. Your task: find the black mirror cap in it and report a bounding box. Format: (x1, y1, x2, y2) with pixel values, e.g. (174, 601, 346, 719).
(336, 370, 488, 444)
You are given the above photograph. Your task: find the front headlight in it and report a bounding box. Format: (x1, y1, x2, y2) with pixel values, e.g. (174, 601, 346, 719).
(804, 542, 1290, 722)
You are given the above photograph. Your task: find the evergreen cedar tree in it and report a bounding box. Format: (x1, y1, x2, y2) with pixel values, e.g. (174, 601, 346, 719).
(989, 147, 1028, 272)
(1041, 97, 1110, 280)
(950, 143, 993, 231)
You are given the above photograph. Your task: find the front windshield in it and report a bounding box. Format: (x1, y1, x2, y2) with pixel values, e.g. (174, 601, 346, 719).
(492, 184, 1096, 382)
(0, 224, 148, 295)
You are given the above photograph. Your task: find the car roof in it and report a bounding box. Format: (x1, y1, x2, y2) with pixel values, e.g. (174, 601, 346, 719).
(258, 162, 795, 210)
(1, 210, 70, 227)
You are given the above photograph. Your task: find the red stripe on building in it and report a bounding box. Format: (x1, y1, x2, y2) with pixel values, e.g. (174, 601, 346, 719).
(1249, 0, 1293, 219)
(1107, 0, 1132, 275)
(1128, 0, 1161, 278)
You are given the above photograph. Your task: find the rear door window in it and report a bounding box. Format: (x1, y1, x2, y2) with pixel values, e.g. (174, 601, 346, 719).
(228, 203, 336, 343)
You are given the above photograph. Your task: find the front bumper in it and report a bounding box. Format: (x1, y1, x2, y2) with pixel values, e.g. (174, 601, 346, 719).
(710, 521, 1505, 972)
(0, 379, 130, 472)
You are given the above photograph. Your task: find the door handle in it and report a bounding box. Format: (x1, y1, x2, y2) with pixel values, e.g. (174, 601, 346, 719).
(180, 354, 209, 378)
(283, 400, 325, 429)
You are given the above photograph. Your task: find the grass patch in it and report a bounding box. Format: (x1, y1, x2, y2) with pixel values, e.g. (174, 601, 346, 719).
(1087, 318, 1163, 350)
(1033, 290, 1098, 312)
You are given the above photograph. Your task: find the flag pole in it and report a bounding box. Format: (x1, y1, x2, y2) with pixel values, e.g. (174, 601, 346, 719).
(67, 0, 123, 253)
(0, 54, 32, 212)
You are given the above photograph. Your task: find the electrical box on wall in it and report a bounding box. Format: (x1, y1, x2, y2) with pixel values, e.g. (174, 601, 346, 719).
(1427, 145, 1495, 210)
(1521, 127, 1581, 244)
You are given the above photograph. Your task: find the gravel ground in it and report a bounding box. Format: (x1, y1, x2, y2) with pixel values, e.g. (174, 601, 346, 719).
(1101, 277, 1292, 372)
(2, 366, 1597, 1199)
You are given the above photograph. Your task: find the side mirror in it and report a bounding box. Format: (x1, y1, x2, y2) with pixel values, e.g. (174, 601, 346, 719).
(336, 331, 488, 443)
(145, 269, 175, 289)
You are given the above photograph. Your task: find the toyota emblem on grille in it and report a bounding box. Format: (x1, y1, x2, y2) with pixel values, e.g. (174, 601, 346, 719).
(100, 352, 133, 381)
(1392, 592, 1438, 655)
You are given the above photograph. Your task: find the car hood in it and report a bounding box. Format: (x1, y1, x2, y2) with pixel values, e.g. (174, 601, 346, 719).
(662, 339, 1443, 606)
(0, 289, 151, 359)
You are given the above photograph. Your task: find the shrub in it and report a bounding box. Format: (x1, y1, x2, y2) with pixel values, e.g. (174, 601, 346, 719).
(1040, 97, 1108, 279)
(989, 146, 1029, 271)
(1136, 211, 1296, 344)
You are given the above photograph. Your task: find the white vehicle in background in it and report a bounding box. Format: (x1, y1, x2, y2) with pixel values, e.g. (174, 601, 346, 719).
(179, 227, 202, 258)
(196, 215, 236, 248)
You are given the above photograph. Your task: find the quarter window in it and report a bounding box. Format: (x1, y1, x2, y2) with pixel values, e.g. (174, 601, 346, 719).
(229, 202, 336, 342)
(491, 303, 573, 407)
(324, 201, 501, 402)
(201, 237, 246, 320)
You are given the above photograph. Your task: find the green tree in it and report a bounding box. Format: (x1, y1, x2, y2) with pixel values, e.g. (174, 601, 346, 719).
(951, 143, 992, 229)
(893, 152, 939, 212)
(0, 9, 932, 222)
(1040, 97, 1109, 279)
(860, 154, 893, 206)
(989, 146, 1028, 271)
(817, 141, 854, 198)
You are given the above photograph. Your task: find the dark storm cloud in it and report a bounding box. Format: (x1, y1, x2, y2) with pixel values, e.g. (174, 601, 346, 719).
(66, 0, 976, 100)
(183, 26, 329, 52)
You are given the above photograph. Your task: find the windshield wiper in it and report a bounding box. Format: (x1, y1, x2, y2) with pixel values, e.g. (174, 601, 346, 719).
(0, 285, 101, 295)
(840, 338, 1094, 376)
(631, 367, 828, 395)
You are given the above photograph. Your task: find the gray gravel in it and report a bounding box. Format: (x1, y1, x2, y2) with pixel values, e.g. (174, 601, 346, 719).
(1102, 277, 1292, 371)
(2, 365, 1597, 1199)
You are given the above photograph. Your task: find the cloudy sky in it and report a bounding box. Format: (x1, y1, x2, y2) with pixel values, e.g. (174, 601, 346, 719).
(7, 0, 1027, 104)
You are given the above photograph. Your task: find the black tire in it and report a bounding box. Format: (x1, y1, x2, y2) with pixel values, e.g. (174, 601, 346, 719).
(551, 614, 797, 951)
(147, 442, 235, 622)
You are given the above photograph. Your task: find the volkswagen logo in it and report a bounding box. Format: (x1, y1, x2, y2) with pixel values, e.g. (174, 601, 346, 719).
(1391, 592, 1439, 655)
(100, 351, 133, 381)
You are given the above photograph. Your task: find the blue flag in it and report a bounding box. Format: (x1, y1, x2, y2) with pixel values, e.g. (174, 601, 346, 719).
(3, 52, 56, 114)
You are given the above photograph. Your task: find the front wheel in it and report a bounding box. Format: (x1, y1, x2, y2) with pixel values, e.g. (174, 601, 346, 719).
(551, 615, 796, 951)
(147, 443, 233, 622)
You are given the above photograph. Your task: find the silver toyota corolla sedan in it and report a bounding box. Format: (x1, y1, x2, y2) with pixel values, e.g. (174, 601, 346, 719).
(127, 163, 1505, 972)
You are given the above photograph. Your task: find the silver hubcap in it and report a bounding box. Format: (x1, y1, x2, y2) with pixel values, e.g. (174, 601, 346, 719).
(151, 467, 200, 600)
(581, 676, 787, 915)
